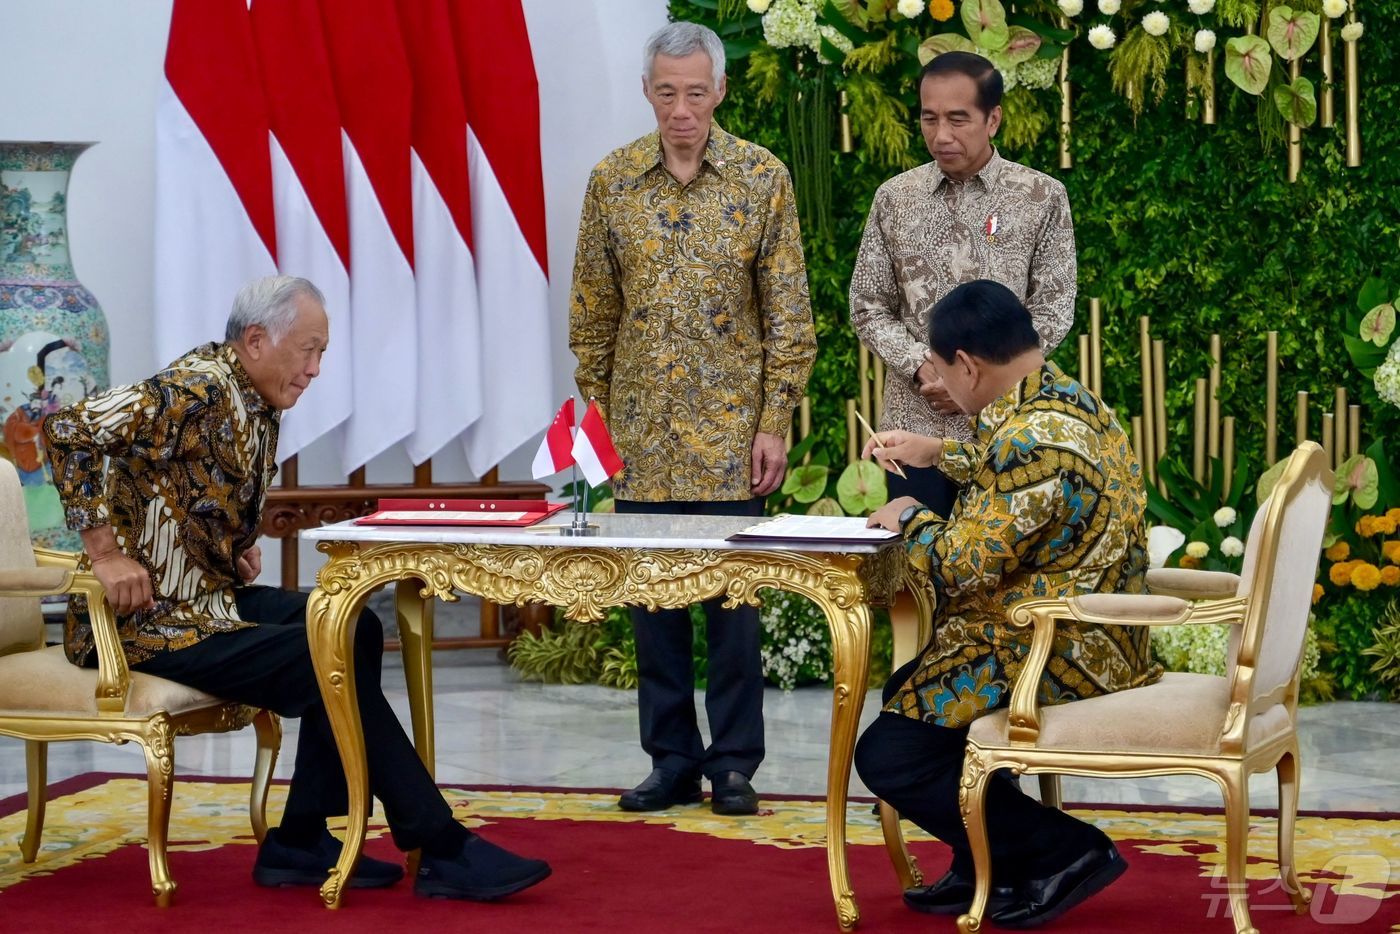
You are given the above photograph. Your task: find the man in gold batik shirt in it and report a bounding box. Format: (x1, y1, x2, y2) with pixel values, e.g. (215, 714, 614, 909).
(569, 22, 815, 817)
(855, 281, 1158, 929)
(850, 51, 1075, 517)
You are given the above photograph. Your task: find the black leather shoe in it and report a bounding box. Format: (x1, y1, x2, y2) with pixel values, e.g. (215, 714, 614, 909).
(991, 844, 1127, 929)
(253, 828, 404, 889)
(709, 771, 759, 816)
(414, 833, 551, 900)
(902, 869, 1015, 915)
(618, 767, 703, 811)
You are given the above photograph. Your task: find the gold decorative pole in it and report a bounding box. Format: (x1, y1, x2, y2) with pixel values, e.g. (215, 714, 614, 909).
(1335, 387, 1348, 465)
(1265, 331, 1278, 465)
(1295, 391, 1309, 445)
(839, 91, 853, 154)
(1348, 404, 1361, 457)
(800, 396, 812, 464)
(1287, 58, 1303, 183)
(1152, 339, 1168, 468)
(873, 357, 885, 418)
(1344, 1, 1361, 166)
(1208, 334, 1222, 468)
(1321, 411, 1335, 465)
(1222, 417, 1236, 497)
(1131, 415, 1145, 471)
(1193, 378, 1208, 483)
(1078, 334, 1091, 386)
(858, 345, 871, 426)
(1139, 318, 1156, 485)
(845, 400, 858, 464)
(1203, 48, 1217, 125)
(1058, 18, 1072, 170)
(1089, 298, 1103, 394)
(1320, 19, 1335, 128)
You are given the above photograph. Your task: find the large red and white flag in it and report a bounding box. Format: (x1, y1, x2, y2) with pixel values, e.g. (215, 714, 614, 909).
(449, 0, 556, 476)
(397, 0, 485, 465)
(319, 0, 417, 470)
(249, 0, 352, 463)
(530, 398, 576, 479)
(571, 400, 623, 488)
(154, 0, 276, 365)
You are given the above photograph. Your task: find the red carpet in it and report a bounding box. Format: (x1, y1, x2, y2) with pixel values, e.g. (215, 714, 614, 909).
(2, 774, 1397, 933)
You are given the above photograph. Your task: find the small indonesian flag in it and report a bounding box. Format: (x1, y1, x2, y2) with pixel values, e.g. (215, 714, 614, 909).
(571, 400, 624, 487)
(530, 398, 576, 479)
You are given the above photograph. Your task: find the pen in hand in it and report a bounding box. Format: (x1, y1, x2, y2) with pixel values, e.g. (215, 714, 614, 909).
(854, 411, 909, 480)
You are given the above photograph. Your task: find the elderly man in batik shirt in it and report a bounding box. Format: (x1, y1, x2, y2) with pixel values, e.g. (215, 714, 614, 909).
(569, 21, 816, 816)
(44, 276, 550, 902)
(855, 280, 1160, 929)
(850, 51, 1075, 518)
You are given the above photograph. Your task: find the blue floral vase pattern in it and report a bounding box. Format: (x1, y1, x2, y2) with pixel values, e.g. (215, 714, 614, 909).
(0, 142, 111, 551)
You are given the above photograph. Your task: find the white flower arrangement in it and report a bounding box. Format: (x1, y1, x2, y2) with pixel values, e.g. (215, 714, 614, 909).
(1194, 28, 1217, 53)
(1142, 10, 1170, 36)
(761, 0, 820, 51)
(1340, 21, 1364, 42)
(1220, 536, 1245, 558)
(1097, 0, 1121, 13)
(1089, 24, 1117, 49)
(1185, 540, 1211, 559)
(897, 0, 924, 17)
(1213, 506, 1237, 527)
(1187, 0, 1215, 14)
(1058, 0, 1084, 17)
(748, 0, 774, 13)
(759, 589, 833, 691)
(1376, 340, 1400, 409)
(1321, 0, 1347, 17)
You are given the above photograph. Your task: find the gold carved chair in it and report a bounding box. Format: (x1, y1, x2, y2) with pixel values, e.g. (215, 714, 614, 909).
(954, 441, 1333, 934)
(0, 459, 281, 905)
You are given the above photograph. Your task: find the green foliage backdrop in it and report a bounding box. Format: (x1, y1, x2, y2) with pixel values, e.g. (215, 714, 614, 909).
(670, 0, 1400, 696)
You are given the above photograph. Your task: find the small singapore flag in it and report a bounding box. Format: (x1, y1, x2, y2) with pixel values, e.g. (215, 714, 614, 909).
(530, 398, 576, 479)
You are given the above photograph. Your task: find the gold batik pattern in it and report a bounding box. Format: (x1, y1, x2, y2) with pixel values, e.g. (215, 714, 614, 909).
(886, 362, 1161, 728)
(569, 123, 816, 502)
(850, 151, 1077, 443)
(42, 343, 278, 666)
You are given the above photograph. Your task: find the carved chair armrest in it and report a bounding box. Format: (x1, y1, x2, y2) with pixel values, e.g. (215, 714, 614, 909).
(1146, 567, 1241, 600)
(0, 567, 74, 596)
(33, 547, 83, 571)
(999, 594, 1249, 745)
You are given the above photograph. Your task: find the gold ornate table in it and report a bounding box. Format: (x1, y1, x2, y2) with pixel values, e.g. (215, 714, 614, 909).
(302, 513, 930, 930)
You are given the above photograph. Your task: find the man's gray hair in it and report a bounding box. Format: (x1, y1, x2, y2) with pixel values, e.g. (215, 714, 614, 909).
(225, 276, 324, 344)
(643, 21, 725, 89)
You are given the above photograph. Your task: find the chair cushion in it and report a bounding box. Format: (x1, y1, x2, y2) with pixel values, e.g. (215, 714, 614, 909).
(966, 671, 1293, 755)
(0, 644, 226, 718)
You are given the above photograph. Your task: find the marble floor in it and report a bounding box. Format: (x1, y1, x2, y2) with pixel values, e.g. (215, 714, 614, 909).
(3, 595, 1398, 813)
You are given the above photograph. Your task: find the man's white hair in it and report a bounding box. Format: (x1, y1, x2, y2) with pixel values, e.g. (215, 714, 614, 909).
(642, 21, 725, 89)
(225, 276, 324, 344)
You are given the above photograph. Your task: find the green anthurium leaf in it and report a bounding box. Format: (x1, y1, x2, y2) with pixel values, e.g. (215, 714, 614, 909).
(806, 496, 846, 517)
(1224, 35, 1272, 95)
(1333, 454, 1362, 505)
(1273, 75, 1317, 127)
(867, 0, 891, 22)
(1352, 456, 1380, 510)
(836, 460, 889, 515)
(1321, 528, 1339, 549)
(593, 497, 616, 514)
(998, 26, 1042, 65)
(1266, 6, 1320, 61)
(1357, 277, 1393, 314)
(962, 0, 1010, 51)
(782, 463, 830, 503)
(824, 0, 870, 32)
(918, 32, 976, 65)
(1256, 457, 1289, 506)
(1360, 303, 1396, 346)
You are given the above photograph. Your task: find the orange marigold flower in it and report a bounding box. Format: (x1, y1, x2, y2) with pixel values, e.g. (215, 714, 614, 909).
(1383, 541, 1400, 564)
(1382, 566, 1400, 587)
(1179, 554, 1201, 569)
(1324, 541, 1351, 562)
(1352, 563, 1383, 591)
(1312, 583, 1324, 604)
(929, 0, 956, 19)
(1357, 516, 1377, 537)
(1328, 561, 1355, 586)
(1376, 516, 1399, 535)
(1388, 507, 1400, 523)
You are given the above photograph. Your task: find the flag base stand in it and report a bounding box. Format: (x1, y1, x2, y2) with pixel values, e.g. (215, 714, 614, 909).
(559, 522, 599, 537)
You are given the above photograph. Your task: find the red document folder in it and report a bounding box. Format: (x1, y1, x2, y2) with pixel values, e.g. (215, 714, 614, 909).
(354, 499, 569, 527)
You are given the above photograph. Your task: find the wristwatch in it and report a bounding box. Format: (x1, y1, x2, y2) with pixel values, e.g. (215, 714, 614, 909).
(897, 503, 923, 530)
